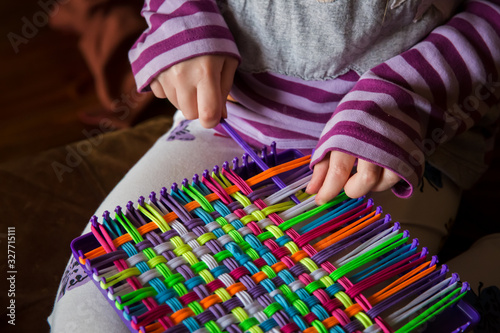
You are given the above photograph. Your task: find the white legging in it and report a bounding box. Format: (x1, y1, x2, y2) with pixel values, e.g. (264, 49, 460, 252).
(48, 111, 499, 332)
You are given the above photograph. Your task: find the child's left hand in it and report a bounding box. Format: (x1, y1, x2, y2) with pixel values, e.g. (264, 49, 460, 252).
(306, 150, 401, 205)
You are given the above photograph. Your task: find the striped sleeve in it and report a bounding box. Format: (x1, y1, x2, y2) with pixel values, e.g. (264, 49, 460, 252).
(128, 0, 240, 92)
(311, 0, 500, 198)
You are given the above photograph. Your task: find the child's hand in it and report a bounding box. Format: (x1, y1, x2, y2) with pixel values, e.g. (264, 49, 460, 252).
(150, 55, 238, 128)
(306, 151, 400, 205)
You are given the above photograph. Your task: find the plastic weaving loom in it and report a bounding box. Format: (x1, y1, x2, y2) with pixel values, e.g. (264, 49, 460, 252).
(71, 120, 480, 333)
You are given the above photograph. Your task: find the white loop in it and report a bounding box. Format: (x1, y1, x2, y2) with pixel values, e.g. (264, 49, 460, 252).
(216, 314, 237, 330)
(154, 241, 174, 254)
(269, 288, 282, 298)
(289, 280, 305, 292)
(217, 234, 233, 246)
(200, 254, 218, 270)
(205, 221, 221, 232)
(166, 256, 186, 270)
(257, 218, 274, 229)
(126, 252, 148, 267)
(224, 213, 239, 223)
(235, 291, 254, 306)
(238, 226, 252, 237)
(192, 245, 210, 258)
(310, 268, 328, 281)
(137, 269, 161, 285)
(170, 220, 188, 235)
(181, 231, 197, 243)
(243, 204, 259, 215)
(218, 273, 235, 287)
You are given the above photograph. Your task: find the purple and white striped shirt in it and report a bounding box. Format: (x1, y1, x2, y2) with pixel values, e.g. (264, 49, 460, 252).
(129, 0, 500, 198)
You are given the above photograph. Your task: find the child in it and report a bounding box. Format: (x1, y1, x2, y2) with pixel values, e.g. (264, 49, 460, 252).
(49, 0, 500, 331)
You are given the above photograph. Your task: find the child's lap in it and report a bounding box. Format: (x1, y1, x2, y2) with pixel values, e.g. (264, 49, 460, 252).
(48, 112, 462, 331)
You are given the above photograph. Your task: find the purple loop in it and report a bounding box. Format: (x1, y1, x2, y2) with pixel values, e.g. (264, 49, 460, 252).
(136, 239, 154, 251)
(223, 297, 244, 312)
(248, 284, 268, 299)
(196, 309, 216, 324)
(161, 229, 179, 241)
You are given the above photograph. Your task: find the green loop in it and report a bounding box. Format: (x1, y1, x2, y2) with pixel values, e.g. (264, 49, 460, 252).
(205, 321, 222, 333)
(239, 317, 259, 331)
(188, 301, 204, 315)
(312, 320, 328, 333)
(164, 273, 185, 288)
(256, 232, 274, 241)
(305, 280, 325, 294)
(214, 250, 232, 262)
(284, 291, 299, 303)
(263, 303, 283, 317)
(191, 261, 208, 273)
(292, 299, 309, 316)
(261, 265, 276, 279)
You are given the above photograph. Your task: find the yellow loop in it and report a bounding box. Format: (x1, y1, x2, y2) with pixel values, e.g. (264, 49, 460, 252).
(231, 307, 248, 322)
(173, 244, 192, 256)
(265, 225, 284, 238)
(354, 312, 373, 329)
(334, 291, 353, 308)
(147, 255, 167, 268)
(214, 288, 231, 302)
(183, 251, 198, 265)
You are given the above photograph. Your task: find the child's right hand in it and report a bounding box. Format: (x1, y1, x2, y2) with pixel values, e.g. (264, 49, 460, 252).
(150, 55, 239, 129)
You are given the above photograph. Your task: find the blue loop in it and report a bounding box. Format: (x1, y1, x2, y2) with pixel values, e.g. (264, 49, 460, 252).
(211, 265, 229, 278)
(311, 304, 329, 321)
(277, 270, 295, 284)
(260, 279, 276, 293)
(325, 283, 344, 297)
(275, 235, 292, 247)
(243, 262, 260, 275)
(182, 317, 200, 332)
(166, 298, 183, 312)
(259, 318, 278, 332)
(185, 276, 204, 290)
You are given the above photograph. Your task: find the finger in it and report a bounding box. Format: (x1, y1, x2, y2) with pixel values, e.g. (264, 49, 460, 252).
(306, 156, 330, 195)
(315, 151, 356, 205)
(344, 159, 382, 198)
(176, 86, 199, 120)
(220, 59, 237, 119)
(371, 168, 400, 192)
(197, 73, 222, 128)
(150, 80, 167, 99)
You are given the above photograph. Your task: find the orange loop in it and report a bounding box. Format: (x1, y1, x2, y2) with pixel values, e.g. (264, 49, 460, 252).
(252, 271, 268, 284)
(144, 323, 165, 333)
(199, 294, 223, 309)
(290, 250, 308, 263)
(322, 316, 339, 329)
(171, 308, 195, 325)
(227, 282, 246, 296)
(272, 262, 287, 273)
(304, 327, 318, 333)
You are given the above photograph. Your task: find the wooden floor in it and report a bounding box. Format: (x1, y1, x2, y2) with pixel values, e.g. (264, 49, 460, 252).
(0, 2, 105, 163)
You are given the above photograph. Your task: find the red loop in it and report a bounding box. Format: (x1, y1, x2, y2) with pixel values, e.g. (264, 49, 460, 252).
(229, 266, 250, 280)
(253, 258, 267, 268)
(206, 279, 225, 293)
(281, 322, 300, 333)
(178, 291, 199, 306)
(304, 312, 319, 324)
